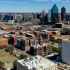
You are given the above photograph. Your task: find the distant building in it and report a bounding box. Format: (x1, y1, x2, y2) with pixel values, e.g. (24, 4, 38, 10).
(0, 13, 34, 23)
(51, 4, 59, 24)
(3, 15, 14, 22)
(48, 10, 51, 23)
(61, 7, 66, 22)
(7, 20, 15, 24)
(23, 13, 33, 22)
(14, 14, 23, 23)
(65, 13, 70, 24)
(39, 11, 48, 25)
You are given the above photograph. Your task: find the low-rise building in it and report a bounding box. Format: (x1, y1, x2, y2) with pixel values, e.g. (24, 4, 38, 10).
(17, 55, 57, 70)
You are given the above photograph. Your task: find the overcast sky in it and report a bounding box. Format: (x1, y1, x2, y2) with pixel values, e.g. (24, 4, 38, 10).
(0, 0, 70, 12)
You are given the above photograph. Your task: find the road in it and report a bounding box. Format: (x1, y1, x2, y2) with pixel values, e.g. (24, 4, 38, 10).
(62, 35, 70, 42)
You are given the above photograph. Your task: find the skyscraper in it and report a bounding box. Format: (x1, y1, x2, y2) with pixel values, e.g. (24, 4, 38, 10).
(40, 11, 48, 25)
(51, 4, 59, 24)
(61, 7, 66, 22)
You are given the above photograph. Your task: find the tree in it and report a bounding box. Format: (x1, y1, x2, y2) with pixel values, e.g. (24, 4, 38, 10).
(0, 61, 6, 70)
(18, 54, 27, 59)
(6, 45, 14, 55)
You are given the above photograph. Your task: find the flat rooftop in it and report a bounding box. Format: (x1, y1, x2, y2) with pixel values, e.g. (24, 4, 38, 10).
(18, 55, 57, 70)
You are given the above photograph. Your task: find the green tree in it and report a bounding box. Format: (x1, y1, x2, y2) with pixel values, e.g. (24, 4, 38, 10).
(5, 45, 14, 55)
(18, 54, 27, 59)
(0, 61, 6, 70)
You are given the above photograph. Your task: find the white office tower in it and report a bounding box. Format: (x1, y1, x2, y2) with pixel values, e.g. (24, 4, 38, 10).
(17, 55, 57, 70)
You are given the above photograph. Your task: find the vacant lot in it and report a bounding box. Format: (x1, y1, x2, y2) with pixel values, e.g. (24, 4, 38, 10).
(0, 49, 17, 70)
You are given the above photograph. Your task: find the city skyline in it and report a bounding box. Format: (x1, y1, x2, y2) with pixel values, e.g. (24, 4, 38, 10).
(0, 0, 70, 12)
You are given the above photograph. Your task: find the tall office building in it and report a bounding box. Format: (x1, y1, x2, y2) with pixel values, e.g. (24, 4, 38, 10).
(61, 7, 66, 22)
(51, 4, 59, 24)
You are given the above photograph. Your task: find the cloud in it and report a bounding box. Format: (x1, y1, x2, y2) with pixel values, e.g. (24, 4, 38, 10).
(34, 0, 48, 1)
(32, 0, 61, 2)
(31, 0, 70, 2)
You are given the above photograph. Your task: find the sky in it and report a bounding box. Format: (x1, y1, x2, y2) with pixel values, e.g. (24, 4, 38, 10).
(0, 0, 70, 12)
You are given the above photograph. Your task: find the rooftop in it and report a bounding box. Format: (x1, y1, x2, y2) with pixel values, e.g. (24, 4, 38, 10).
(18, 55, 57, 70)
